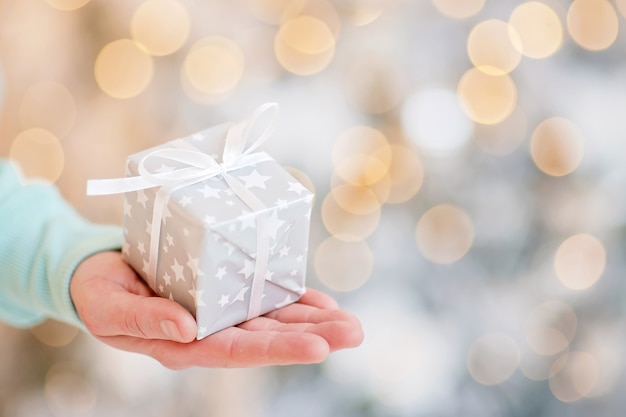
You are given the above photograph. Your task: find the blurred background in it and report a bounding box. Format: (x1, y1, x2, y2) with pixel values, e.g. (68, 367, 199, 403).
(1, 0, 626, 415)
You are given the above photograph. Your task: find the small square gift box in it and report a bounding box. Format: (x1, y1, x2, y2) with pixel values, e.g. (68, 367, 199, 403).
(87, 103, 314, 339)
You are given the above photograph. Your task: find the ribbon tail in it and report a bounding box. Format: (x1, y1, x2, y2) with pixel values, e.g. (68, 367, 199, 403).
(248, 215, 269, 320)
(147, 187, 170, 290)
(87, 176, 158, 196)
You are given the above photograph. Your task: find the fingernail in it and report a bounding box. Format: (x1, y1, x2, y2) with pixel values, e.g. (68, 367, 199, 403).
(160, 320, 183, 342)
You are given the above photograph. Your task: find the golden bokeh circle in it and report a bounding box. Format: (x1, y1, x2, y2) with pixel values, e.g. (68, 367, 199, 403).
(509, 1, 563, 59)
(554, 234, 606, 290)
(467, 19, 523, 75)
(432, 0, 485, 19)
(19, 81, 76, 138)
(248, 0, 307, 25)
(31, 320, 79, 348)
(94, 39, 154, 99)
(131, 0, 190, 56)
(525, 300, 577, 356)
(9, 128, 65, 183)
(386, 144, 424, 204)
(274, 16, 336, 75)
(321, 191, 381, 242)
(467, 333, 520, 385)
(457, 68, 517, 125)
(567, 0, 619, 51)
(549, 352, 599, 402)
(45, 0, 90, 11)
(332, 126, 392, 185)
(530, 117, 584, 177)
(183, 36, 245, 96)
(330, 183, 382, 215)
(314, 237, 374, 292)
(416, 204, 474, 264)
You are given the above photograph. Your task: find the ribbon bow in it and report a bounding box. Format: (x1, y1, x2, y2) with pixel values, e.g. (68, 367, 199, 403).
(87, 102, 280, 322)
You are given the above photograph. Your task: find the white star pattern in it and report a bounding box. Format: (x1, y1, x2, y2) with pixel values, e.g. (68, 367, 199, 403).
(225, 200, 234, 206)
(171, 258, 185, 282)
(215, 266, 227, 280)
(136, 189, 149, 208)
(296, 255, 304, 263)
(123, 199, 132, 218)
(203, 215, 216, 225)
(218, 294, 230, 308)
(198, 326, 208, 337)
(145, 220, 152, 235)
(198, 184, 220, 198)
(191, 133, 204, 141)
(137, 241, 146, 256)
(186, 253, 204, 278)
(240, 169, 271, 189)
(166, 233, 174, 246)
(279, 245, 291, 258)
(238, 259, 254, 279)
(275, 198, 289, 210)
(162, 204, 172, 224)
(290, 269, 298, 277)
(163, 272, 172, 286)
(159, 284, 164, 293)
(265, 270, 274, 281)
(287, 181, 308, 195)
(179, 195, 192, 207)
(232, 287, 249, 304)
(162, 245, 169, 254)
(142, 259, 150, 276)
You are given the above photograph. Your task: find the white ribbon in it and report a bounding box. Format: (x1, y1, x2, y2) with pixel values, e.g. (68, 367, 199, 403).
(87, 102, 280, 321)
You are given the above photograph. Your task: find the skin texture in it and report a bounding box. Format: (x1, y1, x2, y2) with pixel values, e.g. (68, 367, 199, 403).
(70, 251, 364, 369)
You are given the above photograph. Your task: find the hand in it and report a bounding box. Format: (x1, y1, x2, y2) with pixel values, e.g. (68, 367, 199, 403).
(70, 251, 364, 369)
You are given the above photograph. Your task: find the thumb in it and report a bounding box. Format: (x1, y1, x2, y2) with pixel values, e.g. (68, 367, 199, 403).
(98, 292, 198, 343)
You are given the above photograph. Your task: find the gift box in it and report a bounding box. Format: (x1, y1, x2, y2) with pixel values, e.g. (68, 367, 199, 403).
(88, 103, 314, 339)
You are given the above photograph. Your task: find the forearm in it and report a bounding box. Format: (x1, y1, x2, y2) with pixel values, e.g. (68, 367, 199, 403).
(0, 161, 122, 328)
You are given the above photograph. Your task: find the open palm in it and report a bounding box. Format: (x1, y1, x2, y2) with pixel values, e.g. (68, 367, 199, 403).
(71, 251, 363, 369)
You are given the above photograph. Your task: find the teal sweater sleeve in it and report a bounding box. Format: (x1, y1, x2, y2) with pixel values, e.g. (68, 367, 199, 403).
(0, 160, 123, 328)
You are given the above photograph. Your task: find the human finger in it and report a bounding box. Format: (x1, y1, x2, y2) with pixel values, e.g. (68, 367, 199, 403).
(298, 288, 339, 309)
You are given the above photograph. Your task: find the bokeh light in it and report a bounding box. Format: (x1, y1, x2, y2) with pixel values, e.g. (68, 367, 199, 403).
(530, 117, 584, 177)
(345, 57, 405, 114)
(182, 36, 245, 102)
(567, 0, 618, 52)
(45, 362, 97, 416)
(130, 0, 190, 56)
(19, 81, 76, 138)
(525, 300, 577, 356)
(314, 237, 373, 291)
(402, 88, 473, 154)
(248, 0, 306, 25)
(321, 191, 381, 242)
(432, 0, 485, 19)
(94, 39, 154, 99)
(416, 204, 474, 264)
(509, 2, 563, 59)
(9, 128, 65, 183)
(45, 0, 90, 11)
(274, 16, 336, 75)
(332, 126, 391, 186)
(467, 19, 523, 75)
(467, 333, 519, 386)
(338, 0, 384, 26)
(385, 144, 423, 204)
(616, 0, 626, 18)
(473, 107, 527, 155)
(457, 68, 517, 125)
(554, 234, 606, 290)
(30, 320, 79, 348)
(549, 352, 599, 402)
